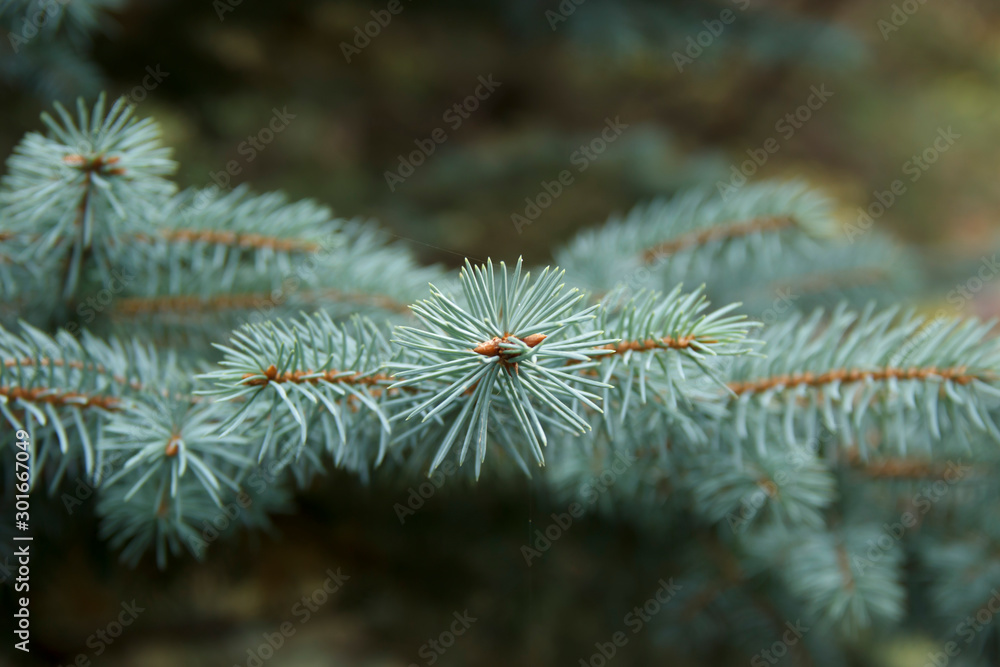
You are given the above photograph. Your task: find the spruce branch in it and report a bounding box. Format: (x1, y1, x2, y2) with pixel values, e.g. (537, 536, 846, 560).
(591, 286, 758, 436)
(112, 287, 412, 318)
(640, 214, 795, 263)
(113, 218, 433, 347)
(686, 448, 835, 531)
(6, 87, 1000, 644)
(749, 525, 906, 636)
(129, 186, 337, 292)
(0, 321, 188, 485)
(97, 475, 226, 569)
(0, 0, 123, 46)
(723, 305, 1000, 456)
(100, 395, 250, 506)
(0, 94, 176, 298)
(714, 232, 921, 317)
(201, 313, 395, 469)
(391, 257, 617, 477)
(556, 180, 835, 296)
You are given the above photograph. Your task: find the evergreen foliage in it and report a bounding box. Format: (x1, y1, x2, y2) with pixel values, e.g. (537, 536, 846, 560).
(3, 94, 1000, 657)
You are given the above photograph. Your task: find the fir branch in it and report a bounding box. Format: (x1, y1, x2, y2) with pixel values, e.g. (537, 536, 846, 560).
(101, 395, 249, 507)
(771, 267, 891, 296)
(112, 287, 411, 318)
(728, 365, 986, 396)
(201, 313, 396, 467)
(723, 305, 1000, 456)
(589, 286, 758, 438)
(687, 448, 835, 531)
(134, 228, 321, 253)
(236, 366, 393, 388)
(0, 322, 190, 483)
(598, 336, 716, 353)
(748, 525, 906, 635)
(0, 385, 121, 411)
(0, 94, 176, 298)
(391, 257, 618, 477)
(556, 180, 835, 296)
(641, 214, 794, 263)
(128, 186, 337, 295)
(709, 232, 920, 319)
(843, 450, 975, 479)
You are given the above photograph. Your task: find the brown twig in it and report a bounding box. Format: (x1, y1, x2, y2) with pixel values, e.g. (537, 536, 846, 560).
(772, 267, 889, 296)
(835, 543, 856, 592)
(2, 356, 199, 404)
(844, 448, 971, 480)
(641, 215, 794, 263)
(0, 386, 120, 411)
(240, 365, 391, 388)
(727, 365, 984, 396)
(4, 356, 136, 388)
(132, 229, 320, 253)
(598, 336, 712, 353)
(62, 154, 125, 176)
(112, 288, 411, 318)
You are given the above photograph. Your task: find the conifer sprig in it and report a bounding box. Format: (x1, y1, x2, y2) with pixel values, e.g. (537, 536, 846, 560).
(723, 305, 1000, 455)
(5, 93, 1000, 644)
(0, 94, 175, 297)
(201, 313, 395, 468)
(392, 257, 618, 475)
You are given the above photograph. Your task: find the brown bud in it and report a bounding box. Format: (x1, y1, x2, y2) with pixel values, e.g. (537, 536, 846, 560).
(473, 338, 502, 356)
(521, 333, 547, 348)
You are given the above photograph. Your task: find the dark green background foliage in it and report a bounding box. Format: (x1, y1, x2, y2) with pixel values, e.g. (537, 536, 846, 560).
(3, 0, 1000, 271)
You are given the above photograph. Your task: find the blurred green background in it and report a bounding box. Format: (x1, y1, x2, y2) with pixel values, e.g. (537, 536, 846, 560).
(3, 0, 1000, 272)
(3, 0, 1000, 665)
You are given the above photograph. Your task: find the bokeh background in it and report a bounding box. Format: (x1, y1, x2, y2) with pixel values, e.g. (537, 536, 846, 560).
(2, 0, 1000, 665)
